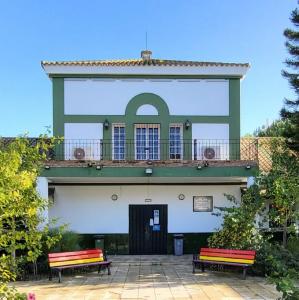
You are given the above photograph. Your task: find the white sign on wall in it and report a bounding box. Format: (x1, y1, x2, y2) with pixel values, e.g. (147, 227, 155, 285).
(193, 196, 213, 212)
(154, 210, 159, 224)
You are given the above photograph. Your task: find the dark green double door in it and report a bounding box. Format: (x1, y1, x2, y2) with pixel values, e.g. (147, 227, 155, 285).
(129, 205, 168, 254)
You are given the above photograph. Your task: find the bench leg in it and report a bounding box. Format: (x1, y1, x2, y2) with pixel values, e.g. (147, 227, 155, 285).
(242, 267, 247, 280)
(192, 262, 195, 274)
(58, 270, 62, 283)
(107, 264, 111, 275)
(98, 264, 102, 274)
(201, 263, 205, 273)
(49, 268, 52, 281)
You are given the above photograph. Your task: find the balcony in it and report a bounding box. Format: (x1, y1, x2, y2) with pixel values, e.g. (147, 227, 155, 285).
(49, 139, 259, 163)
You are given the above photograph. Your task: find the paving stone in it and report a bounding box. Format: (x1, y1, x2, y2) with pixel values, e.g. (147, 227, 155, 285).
(12, 255, 280, 299)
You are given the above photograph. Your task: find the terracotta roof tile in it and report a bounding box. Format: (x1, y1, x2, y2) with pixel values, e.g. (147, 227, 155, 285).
(41, 58, 249, 68)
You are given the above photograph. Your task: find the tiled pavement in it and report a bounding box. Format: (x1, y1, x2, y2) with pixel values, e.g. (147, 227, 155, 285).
(14, 255, 281, 299)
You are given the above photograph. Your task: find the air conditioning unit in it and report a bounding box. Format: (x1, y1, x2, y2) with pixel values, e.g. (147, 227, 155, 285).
(72, 146, 94, 160)
(73, 147, 85, 160)
(200, 146, 221, 160)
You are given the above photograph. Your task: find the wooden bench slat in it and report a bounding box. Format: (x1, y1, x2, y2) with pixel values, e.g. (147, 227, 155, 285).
(200, 251, 255, 260)
(200, 248, 256, 256)
(51, 260, 111, 270)
(196, 260, 251, 267)
(193, 247, 255, 279)
(49, 257, 103, 268)
(49, 253, 102, 263)
(48, 248, 111, 283)
(199, 255, 254, 265)
(48, 249, 101, 258)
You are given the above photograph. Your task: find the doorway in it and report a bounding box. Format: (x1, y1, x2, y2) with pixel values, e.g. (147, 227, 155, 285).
(129, 205, 168, 254)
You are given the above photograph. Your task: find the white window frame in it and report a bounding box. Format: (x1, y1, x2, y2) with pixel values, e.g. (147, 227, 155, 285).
(134, 124, 160, 160)
(169, 123, 183, 160)
(112, 123, 126, 160)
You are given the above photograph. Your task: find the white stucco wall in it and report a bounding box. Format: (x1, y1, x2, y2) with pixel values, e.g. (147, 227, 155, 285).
(192, 123, 230, 160)
(36, 177, 49, 227)
(64, 123, 103, 160)
(49, 185, 241, 234)
(64, 79, 229, 116)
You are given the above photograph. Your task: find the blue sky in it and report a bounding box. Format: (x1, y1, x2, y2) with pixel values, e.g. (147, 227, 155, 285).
(0, 0, 296, 136)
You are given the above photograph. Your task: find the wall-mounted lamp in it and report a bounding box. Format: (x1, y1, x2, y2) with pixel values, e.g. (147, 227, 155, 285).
(185, 120, 191, 130)
(245, 165, 251, 170)
(145, 168, 153, 175)
(44, 165, 50, 170)
(104, 119, 110, 130)
(204, 161, 209, 167)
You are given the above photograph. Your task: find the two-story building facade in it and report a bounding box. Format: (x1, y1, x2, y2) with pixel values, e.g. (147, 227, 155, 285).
(39, 50, 257, 254)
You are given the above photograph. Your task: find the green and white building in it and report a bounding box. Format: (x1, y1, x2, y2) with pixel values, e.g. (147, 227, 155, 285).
(38, 50, 257, 254)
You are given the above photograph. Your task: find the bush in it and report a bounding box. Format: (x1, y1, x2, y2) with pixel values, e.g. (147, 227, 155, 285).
(262, 242, 299, 299)
(287, 236, 299, 258)
(50, 230, 82, 252)
(208, 187, 299, 299)
(208, 188, 265, 250)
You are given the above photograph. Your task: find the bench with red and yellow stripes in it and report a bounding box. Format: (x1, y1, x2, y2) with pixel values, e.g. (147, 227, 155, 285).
(193, 247, 256, 279)
(48, 249, 111, 282)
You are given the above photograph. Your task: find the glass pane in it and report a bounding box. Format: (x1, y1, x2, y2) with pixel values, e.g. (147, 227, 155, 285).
(135, 125, 159, 160)
(113, 126, 125, 160)
(169, 126, 182, 159)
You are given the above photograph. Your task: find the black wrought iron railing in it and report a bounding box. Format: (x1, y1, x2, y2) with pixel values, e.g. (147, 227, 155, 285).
(49, 139, 258, 162)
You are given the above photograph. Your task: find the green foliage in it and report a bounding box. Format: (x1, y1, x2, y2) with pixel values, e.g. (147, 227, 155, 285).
(287, 236, 299, 258)
(0, 284, 26, 300)
(0, 256, 26, 299)
(261, 139, 299, 247)
(208, 138, 299, 299)
(281, 6, 299, 145)
(253, 119, 293, 138)
(0, 136, 64, 296)
(263, 243, 299, 300)
(208, 186, 265, 250)
(50, 230, 82, 252)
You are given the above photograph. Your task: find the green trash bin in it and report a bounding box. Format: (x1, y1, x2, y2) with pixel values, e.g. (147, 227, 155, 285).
(94, 234, 104, 250)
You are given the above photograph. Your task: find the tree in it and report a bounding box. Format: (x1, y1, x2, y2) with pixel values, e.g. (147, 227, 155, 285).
(0, 137, 63, 299)
(253, 119, 293, 138)
(261, 139, 299, 247)
(208, 188, 265, 250)
(208, 139, 299, 299)
(281, 6, 299, 145)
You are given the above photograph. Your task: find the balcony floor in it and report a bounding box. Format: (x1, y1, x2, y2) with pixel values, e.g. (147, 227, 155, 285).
(45, 160, 258, 168)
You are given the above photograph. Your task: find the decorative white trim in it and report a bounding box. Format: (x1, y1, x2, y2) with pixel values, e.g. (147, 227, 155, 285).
(43, 65, 249, 77)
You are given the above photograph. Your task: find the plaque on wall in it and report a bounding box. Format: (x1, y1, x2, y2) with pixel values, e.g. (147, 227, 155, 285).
(193, 196, 213, 212)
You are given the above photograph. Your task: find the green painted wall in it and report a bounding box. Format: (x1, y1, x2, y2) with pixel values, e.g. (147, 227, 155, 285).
(77, 233, 212, 255)
(53, 78, 64, 137)
(51, 76, 241, 162)
(42, 165, 257, 178)
(229, 79, 241, 159)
